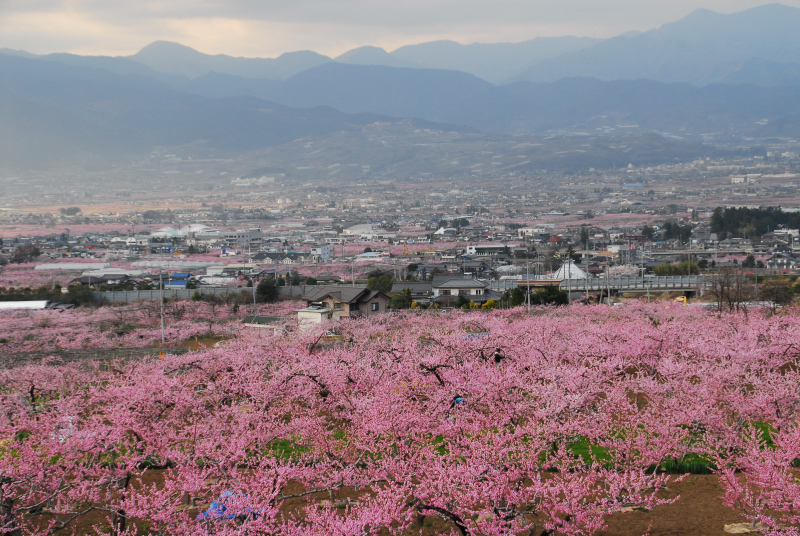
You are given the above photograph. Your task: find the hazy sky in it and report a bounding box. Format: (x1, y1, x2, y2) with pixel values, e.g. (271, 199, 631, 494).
(2, 0, 800, 57)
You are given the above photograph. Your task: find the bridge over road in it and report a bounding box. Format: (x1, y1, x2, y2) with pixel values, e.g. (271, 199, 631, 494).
(559, 276, 705, 294)
(492, 276, 706, 296)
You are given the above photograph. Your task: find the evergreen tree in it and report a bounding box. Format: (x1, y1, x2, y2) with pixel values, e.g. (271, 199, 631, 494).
(256, 279, 278, 303)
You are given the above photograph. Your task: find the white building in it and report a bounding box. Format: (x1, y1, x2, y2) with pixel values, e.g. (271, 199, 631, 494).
(343, 224, 374, 236)
(224, 228, 263, 249)
(310, 245, 332, 262)
(179, 224, 218, 236)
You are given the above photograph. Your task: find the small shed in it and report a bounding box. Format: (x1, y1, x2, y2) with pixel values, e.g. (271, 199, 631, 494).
(296, 305, 338, 331)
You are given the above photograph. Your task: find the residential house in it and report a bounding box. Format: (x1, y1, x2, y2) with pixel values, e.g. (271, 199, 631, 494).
(766, 252, 800, 271)
(314, 275, 342, 285)
(301, 286, 390, 318)
(255, 252, 305, 265)
(431, 275, 498, 306)
(465, 244, 507, 257)
(442, 259, 495, 279)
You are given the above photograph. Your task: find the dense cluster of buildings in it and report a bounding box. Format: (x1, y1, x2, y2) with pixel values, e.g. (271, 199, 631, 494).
(3, 146, 800, 313)
(4, 207, 800, 294)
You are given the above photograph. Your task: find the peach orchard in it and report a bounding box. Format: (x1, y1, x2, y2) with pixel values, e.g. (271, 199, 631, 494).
(0, 304, 799, 535)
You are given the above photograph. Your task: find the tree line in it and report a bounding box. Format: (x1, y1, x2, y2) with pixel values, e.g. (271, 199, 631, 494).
(710, 206, 800, 238)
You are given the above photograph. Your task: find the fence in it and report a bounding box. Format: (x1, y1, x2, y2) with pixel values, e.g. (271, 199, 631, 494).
(92, 284, 366, 303)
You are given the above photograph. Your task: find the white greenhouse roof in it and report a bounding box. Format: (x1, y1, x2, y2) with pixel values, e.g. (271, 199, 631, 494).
(34, 263, 110, 271)
(550, 261, 589, 280)
(0, 301, 49, 310)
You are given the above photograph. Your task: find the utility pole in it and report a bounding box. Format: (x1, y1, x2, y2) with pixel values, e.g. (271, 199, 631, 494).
(567, 258, 572, 304)
(159, 271, 165, 345)
(585, 268, 589, 303)
(687, 241, 691, 280)
(526, 259, 530, 313)
(755, 258, 759, 297)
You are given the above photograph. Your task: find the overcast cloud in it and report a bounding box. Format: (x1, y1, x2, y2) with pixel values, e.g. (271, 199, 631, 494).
(1, 0, 800, 57)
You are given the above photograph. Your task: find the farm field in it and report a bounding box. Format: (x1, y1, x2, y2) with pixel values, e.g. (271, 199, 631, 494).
(1, 304, 798, 536)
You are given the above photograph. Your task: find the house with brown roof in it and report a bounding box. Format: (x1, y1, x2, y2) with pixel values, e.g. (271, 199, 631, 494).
(301, 286, 390, 318)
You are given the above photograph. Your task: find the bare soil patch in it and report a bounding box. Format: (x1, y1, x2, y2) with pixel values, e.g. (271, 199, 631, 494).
(598, 475, 743, 536)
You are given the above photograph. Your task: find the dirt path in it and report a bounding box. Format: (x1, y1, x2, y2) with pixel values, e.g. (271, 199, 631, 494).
(599, 475, 744, 536)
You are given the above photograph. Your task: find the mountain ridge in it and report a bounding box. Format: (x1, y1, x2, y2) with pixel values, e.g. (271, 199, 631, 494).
(4, 4, 800, 86)
(129, 41, 333, 80)
(335, 46, 419, 69)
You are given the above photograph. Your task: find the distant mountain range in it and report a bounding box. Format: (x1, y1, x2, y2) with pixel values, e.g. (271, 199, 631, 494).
(2, 3, 800, 173)
(335, 37, 602, 84)
(1, 51, 797, 173)
(0, 37, 600, 86)
(3, 3, 800, 86)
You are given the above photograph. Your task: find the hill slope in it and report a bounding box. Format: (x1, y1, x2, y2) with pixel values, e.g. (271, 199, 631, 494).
(0, 55, 421, 171)
(175, 62, 800, 139)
